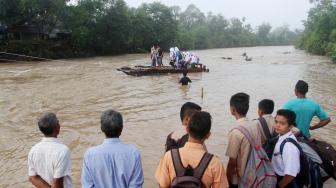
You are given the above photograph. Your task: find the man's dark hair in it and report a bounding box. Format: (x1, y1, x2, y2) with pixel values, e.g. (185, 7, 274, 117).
(38, 112, 59, 136)
(276, 109, 297, 127)
(101, 109, 123, 138)
(258, 99, 274, 114)
(180, 102, 202, 121)
(295, 80, 309, 95)
(188, 111, 212, 140)
(183, 71, 187, 77)
(230, 92, 250, 116)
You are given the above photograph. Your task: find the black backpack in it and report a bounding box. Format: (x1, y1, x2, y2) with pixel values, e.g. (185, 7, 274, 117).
(258, 117, 278, 159)
(171, 149, 213, 188)
(302, 137, 336, 180)
(165, 133, 189, 152)
(177, 51, 183, 60)
(158, 48, 163, 56)
(280, 138, 323, 188)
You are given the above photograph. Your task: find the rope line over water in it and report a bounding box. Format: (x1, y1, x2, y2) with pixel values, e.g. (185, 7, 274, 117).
(0, 51, 69, 63)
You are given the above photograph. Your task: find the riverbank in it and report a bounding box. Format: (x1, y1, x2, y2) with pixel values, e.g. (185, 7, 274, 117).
(0, 41, 301, 63)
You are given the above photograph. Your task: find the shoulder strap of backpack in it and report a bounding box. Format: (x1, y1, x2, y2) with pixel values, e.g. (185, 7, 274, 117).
(258, 117, 271, 139)
(171, 149, 186, 177)
(193, 152, 214, 179)
(280, 138, 302, 155)
(234, 126, 260, 148)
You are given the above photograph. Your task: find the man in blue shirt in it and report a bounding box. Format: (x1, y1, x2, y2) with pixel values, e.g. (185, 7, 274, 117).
(81, 110, 144, 188)
(284, 80, 331, 138)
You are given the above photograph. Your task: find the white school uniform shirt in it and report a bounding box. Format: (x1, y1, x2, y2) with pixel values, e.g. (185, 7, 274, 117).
(184, 53, 192, 63)
(271, 131, 300, 177)
(191, 54, 198, 64)
(28, 137, 72, 188)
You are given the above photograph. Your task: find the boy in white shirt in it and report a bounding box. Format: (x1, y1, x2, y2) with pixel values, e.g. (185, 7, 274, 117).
(272, 109, 301, 188)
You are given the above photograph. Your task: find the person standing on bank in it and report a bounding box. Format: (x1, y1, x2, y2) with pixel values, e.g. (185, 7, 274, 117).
(81, 109, 144, 188)
(28, 112, 72, 188)
(165, 102, 202, 151)
(255, 99, 276, 144)
(283, 80, 331, 138)
(156, 111, 229, 188)
(225, 93, 259, 187)
(272, 109, 301, 188)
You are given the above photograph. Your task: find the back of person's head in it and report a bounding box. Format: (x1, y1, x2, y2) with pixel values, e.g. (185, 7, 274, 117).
(101, 109, 123, 138)
(276, 109, 296, 127)
(188, 111, 211, 140)
(180, 102, 202, 122)
(295, 80, 309, 95)
(182, 108, 199, 126)
(38, 112, 59, 136)
(183, 72, 187, 77)
(230, 92, 250, 116)
(258, 99, 274, 114)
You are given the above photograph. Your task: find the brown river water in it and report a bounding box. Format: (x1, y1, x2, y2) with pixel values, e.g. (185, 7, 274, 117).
(0, 46, 335, 187)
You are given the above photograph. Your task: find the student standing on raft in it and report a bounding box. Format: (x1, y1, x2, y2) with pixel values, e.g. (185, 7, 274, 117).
(157, 45, 163, 66)
(151, 43, 159, 67)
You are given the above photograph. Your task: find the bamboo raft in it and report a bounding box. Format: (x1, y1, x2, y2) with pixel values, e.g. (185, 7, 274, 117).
(117, 64, 209, 76)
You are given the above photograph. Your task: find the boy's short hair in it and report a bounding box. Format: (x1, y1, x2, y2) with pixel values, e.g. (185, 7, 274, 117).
(230, 92, 250, 116)
(295, 80, 309, 95)
(180, 102, 202, 122)
(38, 112, 59, 136)
(276, 109, 297, 127)
(258, 99, 274, 114)
(183, 72, 187, 77)
(188, 111, 211, 140)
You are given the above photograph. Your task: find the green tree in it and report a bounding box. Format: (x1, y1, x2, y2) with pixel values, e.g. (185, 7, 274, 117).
(96, 0, 132, 54)
(296, 0, 336, 61)
(137, 2, 177, 49)
(257, 23, 272, 45)
(179, 4, 205, 29)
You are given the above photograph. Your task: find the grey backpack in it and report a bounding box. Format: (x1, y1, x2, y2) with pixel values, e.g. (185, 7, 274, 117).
(170, 149, 213, 188)
(235, 126, 277, 188)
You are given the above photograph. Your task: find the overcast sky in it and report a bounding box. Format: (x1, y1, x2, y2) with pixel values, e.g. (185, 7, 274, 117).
(124, 0, 314, 30)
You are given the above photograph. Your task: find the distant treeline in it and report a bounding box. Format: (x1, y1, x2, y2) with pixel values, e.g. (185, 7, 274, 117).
(0, 0, 301, 58)
(296, 0, 336, 62)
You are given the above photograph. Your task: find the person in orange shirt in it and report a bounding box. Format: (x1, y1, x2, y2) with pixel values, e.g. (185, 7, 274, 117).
(165, 102, 201, 152)
(155, 111, 229, 188)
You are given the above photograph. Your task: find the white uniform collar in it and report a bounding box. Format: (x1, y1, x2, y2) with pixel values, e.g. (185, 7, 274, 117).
(237, 117, 248, 123)
(278, 131, 293, 142)
(41, 137, 61, 143)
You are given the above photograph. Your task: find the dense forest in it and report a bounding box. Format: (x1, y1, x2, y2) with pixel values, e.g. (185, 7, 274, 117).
(0, 0, 300, 59)
(296, 0, 336, 62)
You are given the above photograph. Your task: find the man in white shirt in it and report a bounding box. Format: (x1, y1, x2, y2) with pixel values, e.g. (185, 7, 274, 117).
(28, 112, 72, 188)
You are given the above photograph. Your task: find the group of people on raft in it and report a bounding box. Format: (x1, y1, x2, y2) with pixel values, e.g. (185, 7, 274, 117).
(150, 43, 200, 69)
(27, 79, 334, 188)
